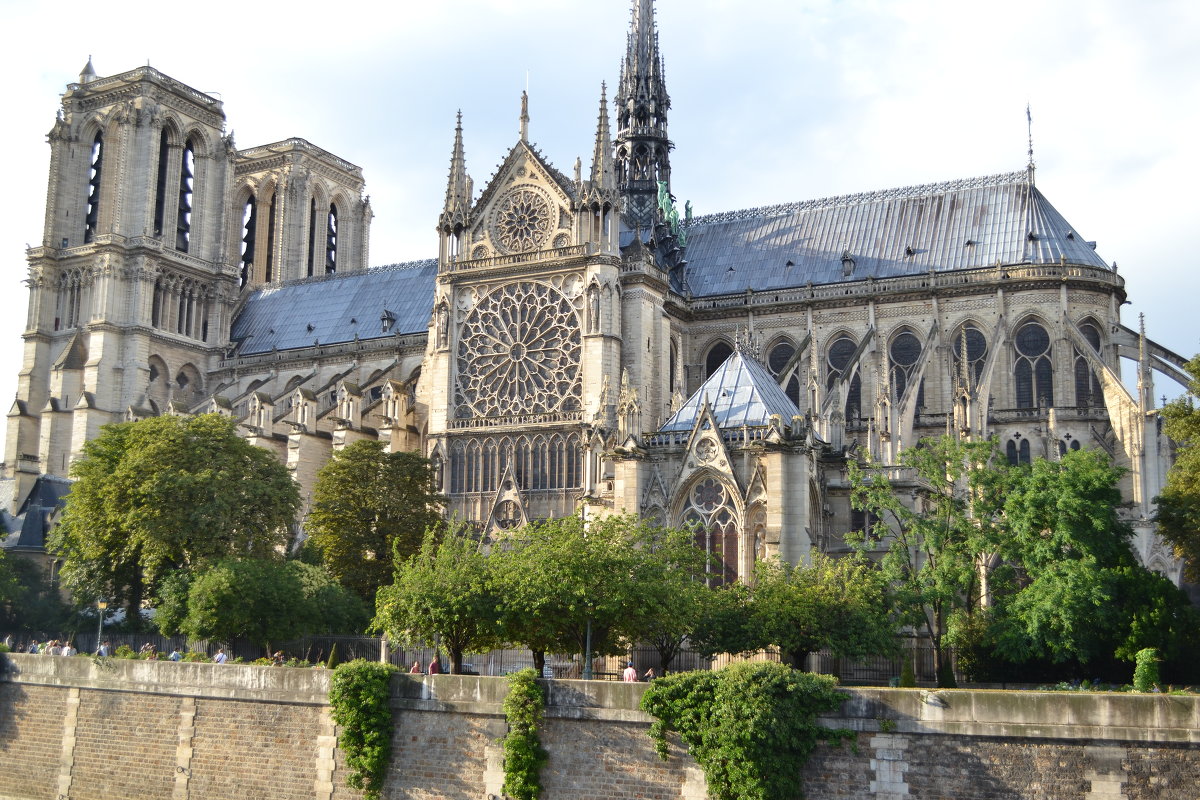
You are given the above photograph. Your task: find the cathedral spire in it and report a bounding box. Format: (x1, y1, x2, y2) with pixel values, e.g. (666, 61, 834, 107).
(590, 83, 615, 191)
(615, 0, 672, 229)
(439, 112, 470, 233)
(519, 91, 530, 143)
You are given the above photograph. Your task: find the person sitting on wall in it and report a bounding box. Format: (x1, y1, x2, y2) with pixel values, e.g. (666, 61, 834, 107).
(623, 662, 637, 682)
(214, 648, 228, 664)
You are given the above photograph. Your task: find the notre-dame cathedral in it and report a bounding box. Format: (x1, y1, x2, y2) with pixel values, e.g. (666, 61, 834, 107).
(1, 0, 1189, 586)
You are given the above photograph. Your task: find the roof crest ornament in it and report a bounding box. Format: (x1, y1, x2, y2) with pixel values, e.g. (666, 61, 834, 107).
(733, 326, 763, 362)
(1026, 103, 1036, 186)
(684, 170, 1030, 228)
(520, 90, 530, 143)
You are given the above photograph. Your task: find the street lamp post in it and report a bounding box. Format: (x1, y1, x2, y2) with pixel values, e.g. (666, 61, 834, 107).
(96, 600, 108, 655)
(579, 495, 594, 681)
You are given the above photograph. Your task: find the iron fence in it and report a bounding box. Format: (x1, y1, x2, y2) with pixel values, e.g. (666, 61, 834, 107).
(1, 630, 958, 686)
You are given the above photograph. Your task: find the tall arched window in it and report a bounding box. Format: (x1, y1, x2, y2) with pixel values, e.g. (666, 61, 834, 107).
(264, 192, 278, 283)
(889, 330, 924, 405)
(239, 195, 256, 287)
(84, 132, 104, 244)
(827, 335, 861, 419)
(951, 323, 988, 384)
(767, 338, 802, 406)
(153, 129, 170, 237)
(705, 341, 733, 377)
(1014, 321, 1053, 408)
(307, 198, 318, 277)
(325, 203, 338, 274)
(1074, 321, 1105, 407)
(681, 476, 740, 585)
(176, 139, 195, 252)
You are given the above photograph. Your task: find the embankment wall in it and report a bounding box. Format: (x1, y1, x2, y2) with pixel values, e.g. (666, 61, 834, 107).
(1, 653, 1198, 799)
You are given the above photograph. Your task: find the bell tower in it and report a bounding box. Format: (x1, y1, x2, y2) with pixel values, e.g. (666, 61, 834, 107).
(7, 61, 238, 494)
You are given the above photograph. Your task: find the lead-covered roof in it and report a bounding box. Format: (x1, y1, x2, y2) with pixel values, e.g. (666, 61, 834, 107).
(682, 171, 1112, 297)
(231, 260, 437, 355)
(660, 349, 799, 432)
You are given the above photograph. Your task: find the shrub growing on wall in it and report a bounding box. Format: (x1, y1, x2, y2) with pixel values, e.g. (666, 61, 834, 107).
(500, 668, 549, 800)
(329, 660, 398, 800)
(640, 662, 849, 800)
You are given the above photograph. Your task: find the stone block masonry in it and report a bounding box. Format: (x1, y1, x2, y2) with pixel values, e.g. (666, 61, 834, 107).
(1, 654, 1198, 800)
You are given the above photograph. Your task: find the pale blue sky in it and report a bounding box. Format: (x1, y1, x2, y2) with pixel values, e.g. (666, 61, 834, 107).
(0, 0, 1196, 426)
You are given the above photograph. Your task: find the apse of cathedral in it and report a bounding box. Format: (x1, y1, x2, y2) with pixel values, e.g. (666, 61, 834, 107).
(1, 0, 1190, 586)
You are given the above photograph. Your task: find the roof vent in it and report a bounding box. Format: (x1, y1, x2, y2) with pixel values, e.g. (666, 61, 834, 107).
(785, 260, 794, 268)
(1027, 231, 1038, 241)
(904, 246, 915, 258)
(964, 239, 974, 247)
(841, 250, 855, 277)
(306, 323, 315, 332)
(1065, 230, 1075, 240)
(350, 317, 357, 324)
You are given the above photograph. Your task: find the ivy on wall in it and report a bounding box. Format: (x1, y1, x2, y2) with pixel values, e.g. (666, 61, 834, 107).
(329, 660, 398, 800)
(500, 667, 549, 800)
(640, 662, 851, 800)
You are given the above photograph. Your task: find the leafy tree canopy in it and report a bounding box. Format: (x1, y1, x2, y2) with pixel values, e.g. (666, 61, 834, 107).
(752, 553, 897, 668)
(306, 441, 443, 602)
(49, 414, 300, 620)
(162, 558, 368, 647)
(373, 524, 502, 674)
(1157, 354, 1200, 581)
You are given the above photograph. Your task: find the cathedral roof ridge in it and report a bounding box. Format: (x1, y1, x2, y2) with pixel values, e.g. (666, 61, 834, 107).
(65, 64, 223, 111)
(253, 259, 437, 293)
(235, 138, 362, 175)
(685, 169, 1030, 228)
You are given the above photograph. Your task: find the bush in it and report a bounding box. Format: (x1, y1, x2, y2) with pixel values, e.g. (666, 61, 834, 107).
(500, 668, 548, 800)
(329, 660, 398, 800)
(641, 662, 850, 800)
(114, 644, 137, 659)
(1133, 648, 1161, 692)
(181, 651, 211, 663)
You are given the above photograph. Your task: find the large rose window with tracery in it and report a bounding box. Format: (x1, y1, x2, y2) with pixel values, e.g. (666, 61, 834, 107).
(455, 281, 581, 418)
(496, 189, 552, 253)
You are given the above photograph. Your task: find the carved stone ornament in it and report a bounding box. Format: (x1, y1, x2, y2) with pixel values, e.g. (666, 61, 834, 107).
(455, 281, 581, 418)
(493, 187, 553, 254)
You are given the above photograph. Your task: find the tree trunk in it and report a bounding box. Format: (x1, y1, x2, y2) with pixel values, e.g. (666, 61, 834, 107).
(449, 646, 464, 675)
(532, 649, 546, 675)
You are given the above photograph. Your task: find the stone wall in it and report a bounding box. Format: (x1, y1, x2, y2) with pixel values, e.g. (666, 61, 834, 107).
(1, 654, 1197, 800)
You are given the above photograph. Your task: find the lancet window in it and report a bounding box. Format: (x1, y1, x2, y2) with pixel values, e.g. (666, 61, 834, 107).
(705, 341, 732, 378)
(239, 195, 256, 287)
(680, 476, 740, 585)
(951, 323, 988, 384)
(176, 139, 195, 252)
(264, 192, 277, 283)
(827, 335, 861, 419)
(1014, 321, 1053, 408)
(888, 330, 925, 405)
(1074, 320, 1105, 408)
(767, 338, 801, 406)
(307, 198, 318, 277)
(84, 132, 103, 244)
(448, 432, 582, 494)
(325, 203, 338, 274)
(153, 129, 171, 237)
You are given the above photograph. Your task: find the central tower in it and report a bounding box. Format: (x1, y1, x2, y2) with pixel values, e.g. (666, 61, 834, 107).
(615, 0, 673, 231)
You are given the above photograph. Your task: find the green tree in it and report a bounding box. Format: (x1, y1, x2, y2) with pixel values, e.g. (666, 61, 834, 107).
(49, 414, 300, 621)
(0, 548, 19, 621)
(373, 524, 501, 674)
(1157, 354, 1200, 581)
(306, 441, 443, 603)
(168, 558, 367, 647)
(492, 514, 672, 672)
(848, 435, 1004, 687)
(992, 449, 1198, 668)
(752, 553, 897, 669)
(688, 582, 760, 659)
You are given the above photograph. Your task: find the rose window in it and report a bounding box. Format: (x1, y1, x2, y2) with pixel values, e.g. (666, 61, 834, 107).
(496, 189, 552, 253)
(455, 281, 581, 418)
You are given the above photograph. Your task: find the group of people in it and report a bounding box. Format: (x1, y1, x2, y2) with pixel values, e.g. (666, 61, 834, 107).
(10, 638, 77, 656)
(623, 662, 656, 682)
(409, 656, 442, 674)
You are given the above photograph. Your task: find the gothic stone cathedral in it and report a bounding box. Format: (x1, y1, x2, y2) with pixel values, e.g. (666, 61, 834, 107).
(2, 1, 1190, 586)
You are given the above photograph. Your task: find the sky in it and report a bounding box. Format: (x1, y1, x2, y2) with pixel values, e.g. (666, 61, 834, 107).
(0, 0, 1197, 445)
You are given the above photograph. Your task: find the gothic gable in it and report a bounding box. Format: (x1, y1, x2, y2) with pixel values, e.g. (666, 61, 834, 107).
(467, 142, 578, 259)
